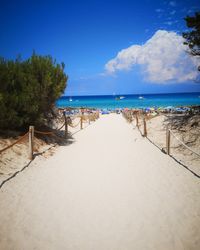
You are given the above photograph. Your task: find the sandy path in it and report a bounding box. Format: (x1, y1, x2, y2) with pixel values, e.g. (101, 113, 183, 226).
(0, 114, 200, 250)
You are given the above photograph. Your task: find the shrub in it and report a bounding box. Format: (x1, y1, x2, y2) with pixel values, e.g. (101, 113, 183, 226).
(0, 53, 68, 130)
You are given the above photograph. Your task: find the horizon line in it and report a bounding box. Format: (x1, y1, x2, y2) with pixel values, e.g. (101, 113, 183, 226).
(62, 91, 200, 97)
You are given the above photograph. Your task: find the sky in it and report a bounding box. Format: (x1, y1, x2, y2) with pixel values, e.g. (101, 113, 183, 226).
(0, 0, 200, 96)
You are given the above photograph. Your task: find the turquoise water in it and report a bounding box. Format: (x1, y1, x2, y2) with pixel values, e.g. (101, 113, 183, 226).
(56, 92, 200, 109)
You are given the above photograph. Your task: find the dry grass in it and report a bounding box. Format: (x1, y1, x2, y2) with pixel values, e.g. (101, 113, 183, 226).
(146, 114, 200, 174)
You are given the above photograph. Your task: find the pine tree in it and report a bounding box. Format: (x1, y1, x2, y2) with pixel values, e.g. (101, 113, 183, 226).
(0, 53, 68, 130)
(183, 12, 200, 58)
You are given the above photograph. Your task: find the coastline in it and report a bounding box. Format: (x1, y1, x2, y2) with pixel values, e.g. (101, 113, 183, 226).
(56, 92, 200, 109)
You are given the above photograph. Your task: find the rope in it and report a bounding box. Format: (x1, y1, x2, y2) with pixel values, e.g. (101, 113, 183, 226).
(0, 132, 29, 154)
(68, 113, 98, 127)
(57, 122, 65, 131)
(34, 129, 64, 140)
(0, 112, 99, 156)
(0, 122, 66, 155)
(83, 117, 89, 123)
(123, 112, 200, 161)
(146, 114, 158, 121)
(169, 129, 200, 158)
(89, 114, 97, 121)
(34, 130, 54, 135)
(68, 119, 81, 128)
(70, 116, 79, 121)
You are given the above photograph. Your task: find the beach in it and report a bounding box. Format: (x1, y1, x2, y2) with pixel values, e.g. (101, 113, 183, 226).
(0, 113, 200, 250)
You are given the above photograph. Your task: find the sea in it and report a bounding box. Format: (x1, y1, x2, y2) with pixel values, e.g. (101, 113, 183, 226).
(56, 92, 200, 109)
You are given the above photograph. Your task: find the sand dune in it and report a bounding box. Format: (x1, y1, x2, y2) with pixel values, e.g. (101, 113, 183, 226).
(0, 114, 200, 250)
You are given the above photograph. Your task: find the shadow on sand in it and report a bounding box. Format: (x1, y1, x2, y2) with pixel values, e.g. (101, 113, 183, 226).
(0, 122, 94, 189)
(146, 137, 200, 179)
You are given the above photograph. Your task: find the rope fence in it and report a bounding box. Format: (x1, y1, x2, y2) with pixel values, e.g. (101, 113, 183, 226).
(168, 129, 200, 157)
(68, 119, 81, 128)
(56, 122, 66, 131)
(122, 110, 200, 165)
(34, 130, 55, 135)
(0, 132, 29, 154)
(0, 111, 100, 161)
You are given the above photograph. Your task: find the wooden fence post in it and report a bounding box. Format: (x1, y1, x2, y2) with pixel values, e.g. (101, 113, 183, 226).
(136, 114, 139, 128)
(64, 116, 68, 138)
(166, 129, 171, 155)
(80, 116, 83, 129)
(29, 125, 34, 160)
(143, 118, 147, 137)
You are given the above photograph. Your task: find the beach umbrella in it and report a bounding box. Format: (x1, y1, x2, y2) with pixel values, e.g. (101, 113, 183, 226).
(175, 108, 186, 112)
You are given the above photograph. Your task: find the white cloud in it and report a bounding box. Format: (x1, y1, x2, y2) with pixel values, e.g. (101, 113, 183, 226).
(105, 30, 199, 83)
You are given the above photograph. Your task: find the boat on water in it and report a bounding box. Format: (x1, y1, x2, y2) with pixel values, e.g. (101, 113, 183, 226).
(115, 96, 125, 100)
(138, 96, 144, 100)
(69, 97, 73, 102)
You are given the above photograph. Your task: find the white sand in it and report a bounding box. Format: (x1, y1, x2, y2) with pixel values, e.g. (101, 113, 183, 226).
(146, 115, 200, 172)
(0, 114, 200, 250)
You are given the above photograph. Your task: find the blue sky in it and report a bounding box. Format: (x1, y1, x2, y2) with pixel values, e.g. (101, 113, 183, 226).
(0, 0, 200, 95)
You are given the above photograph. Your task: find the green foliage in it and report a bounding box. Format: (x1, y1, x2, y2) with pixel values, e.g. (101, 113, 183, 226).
(0, 53, 68, 130)
(183, 12, 200, 57)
